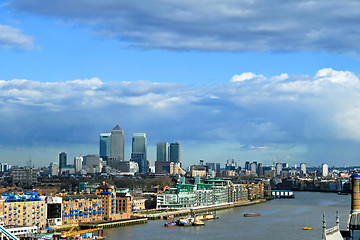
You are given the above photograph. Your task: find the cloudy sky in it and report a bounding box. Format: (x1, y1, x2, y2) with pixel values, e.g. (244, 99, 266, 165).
(1, 0, 360, 168)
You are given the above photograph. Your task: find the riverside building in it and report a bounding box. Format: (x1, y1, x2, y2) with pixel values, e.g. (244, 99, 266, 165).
(0, 192, 46, 228)
(95, 182, 133, 221)
(61, 194, 103, 225)
(157, 179, 231, 209)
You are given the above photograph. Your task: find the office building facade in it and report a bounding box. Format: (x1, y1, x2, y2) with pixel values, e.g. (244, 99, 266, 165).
(74, 156, 83, 173)
(110, 125, 125, 161)
(169, 142, 180, 163)
(131, 133, 147, 173)
(59, 152, 67, 169)
(322, 163, 329, 177)
(99, 133, 111, 158)
(156, 142, 169, 162)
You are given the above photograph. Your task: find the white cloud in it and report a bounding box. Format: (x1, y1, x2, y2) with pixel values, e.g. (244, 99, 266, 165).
(271, 73, 289, 81)
(230, 72, 263, 82)
(277, 68, 359, 94)
(0, 24, 34, 50)
(314, 68, 359, 85)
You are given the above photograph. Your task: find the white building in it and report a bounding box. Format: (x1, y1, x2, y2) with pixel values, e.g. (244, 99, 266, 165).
(300, 163, 307, 176)
(322, 163, 329, 177)
(74, 156, 83, 173)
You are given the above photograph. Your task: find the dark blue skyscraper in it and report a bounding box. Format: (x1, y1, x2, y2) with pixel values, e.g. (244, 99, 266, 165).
(169, 142, 180, 163)
(59, 152, 67, 169)
(99, 133, 111, 158)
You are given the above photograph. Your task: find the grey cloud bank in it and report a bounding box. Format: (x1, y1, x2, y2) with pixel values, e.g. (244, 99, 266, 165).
(1, 68, 360, 166)
(7, 0, 360, 53)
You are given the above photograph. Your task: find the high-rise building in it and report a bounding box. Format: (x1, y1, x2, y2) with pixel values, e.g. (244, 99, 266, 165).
(245, 161, 250, 170)
(250, 162, 257, 173)
(59, 152, 67, 169)
(257, 163, 263, 177)
(49, 162, 59, 176)
(74, 156, 83, 173)
(300, 163, 307, 176)
(226, 159, 237, 171)
(99, 133, 111, 158)
(132, 133, 147, 155)
(169, 142, 180, 163)
(322, 163, 329, 177)
(131, 133, 147, 173)
(83, 154, 102, 173)
(282, 163, 289, 168)
(0, 163, 10, 172)
(156, 142, 169, 162)
(276, 163, 282, 176)
(110, 125, 125, 161)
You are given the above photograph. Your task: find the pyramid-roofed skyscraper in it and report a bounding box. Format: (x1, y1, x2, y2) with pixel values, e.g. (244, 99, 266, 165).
(110, 125, 125, 161)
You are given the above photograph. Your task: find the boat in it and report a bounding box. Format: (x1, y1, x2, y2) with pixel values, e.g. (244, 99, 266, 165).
(244, 213, 261, 217)
(164, 221, 177, 227)
(178, 217, 195, 226)
(302, 227, 312, 230)
(194, 212, 219, 221)
(193, 220, 205, 226)
(338, 192, 349, 195)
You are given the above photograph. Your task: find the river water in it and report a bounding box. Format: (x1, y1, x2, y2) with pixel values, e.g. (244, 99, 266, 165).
(104, 192, 351, 240)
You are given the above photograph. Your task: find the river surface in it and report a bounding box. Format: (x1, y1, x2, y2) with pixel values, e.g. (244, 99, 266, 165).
(104, 192, 351, 240)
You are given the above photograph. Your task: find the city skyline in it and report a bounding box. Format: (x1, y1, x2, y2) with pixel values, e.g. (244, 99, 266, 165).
(1, 1, 360, 167)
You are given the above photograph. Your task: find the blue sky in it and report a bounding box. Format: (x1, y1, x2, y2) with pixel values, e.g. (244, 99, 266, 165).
(1, 0, 360, 168)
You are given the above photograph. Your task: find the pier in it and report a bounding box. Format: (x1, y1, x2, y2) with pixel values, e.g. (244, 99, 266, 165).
(79, 218, 148, 229)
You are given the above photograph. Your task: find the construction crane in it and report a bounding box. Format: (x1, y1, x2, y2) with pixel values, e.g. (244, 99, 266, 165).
(61, 226, 77, 236)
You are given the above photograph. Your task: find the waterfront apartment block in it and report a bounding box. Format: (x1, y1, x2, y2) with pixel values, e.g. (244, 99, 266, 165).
(0, 192, 46, 228)
(133, 197, 146, 212)
(61, 194, 103, 226)
(157, 180, 230, 209)
(244, 182, 265, 200)
(226, 181, 249, 202)
(157, 179, 264, 209)
(95, 182, 133, 221)
(203, 179, 228, 204)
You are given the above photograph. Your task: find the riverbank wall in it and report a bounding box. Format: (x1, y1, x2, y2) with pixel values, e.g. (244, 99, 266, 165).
(79, 218, 148, 229)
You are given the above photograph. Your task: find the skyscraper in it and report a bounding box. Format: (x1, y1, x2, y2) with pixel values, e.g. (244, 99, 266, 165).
(110, 125, 125, 161)
(276, 163, 282, 176)
(257, 163, 263, 177)
(99, 133, 111, 158)
(156, 142, 169, 162)
(131, 133, 147, 173)
(250, 162, 257, 173)
(169, 142, 180, 163)
(245, 161, 250, 170)
(322, 163, 328, 177)
(74, 156, 83, 173)
(300, 163, 307, 176)
(59, 152, 67, 169)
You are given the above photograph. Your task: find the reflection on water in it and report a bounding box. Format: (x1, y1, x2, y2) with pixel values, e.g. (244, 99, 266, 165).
(104, 192, 350, 240)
